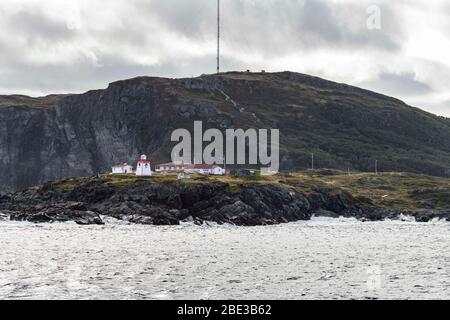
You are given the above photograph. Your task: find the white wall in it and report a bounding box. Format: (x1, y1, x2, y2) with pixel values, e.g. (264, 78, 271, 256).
(112, 166, 133, 174)
(136, 162, 152, 176)
(212, 167, 225, 175)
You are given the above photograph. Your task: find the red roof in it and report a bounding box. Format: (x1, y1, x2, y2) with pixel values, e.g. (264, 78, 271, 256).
(156, 162, 186, 167)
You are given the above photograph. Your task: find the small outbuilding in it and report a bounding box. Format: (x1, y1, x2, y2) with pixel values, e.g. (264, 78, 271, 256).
(111, 163, 134, 174)
(155, 162, 187, 173)
(184, 164, 225, 175)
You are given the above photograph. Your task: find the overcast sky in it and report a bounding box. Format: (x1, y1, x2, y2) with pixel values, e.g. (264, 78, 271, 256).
(1, 0, 450, 116)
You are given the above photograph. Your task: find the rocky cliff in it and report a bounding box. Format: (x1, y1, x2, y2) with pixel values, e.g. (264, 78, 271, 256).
(0, 179, 316, 226)
(2, 71, 450, 193)
(1, 173, 448, 226)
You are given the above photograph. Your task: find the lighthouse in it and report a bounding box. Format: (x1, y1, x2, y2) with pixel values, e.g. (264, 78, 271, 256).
(135, 154, 152, 176)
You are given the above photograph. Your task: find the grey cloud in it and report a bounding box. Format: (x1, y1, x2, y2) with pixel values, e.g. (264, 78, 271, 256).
(1, 0, 407, 70)
(0, 0, 446, 118)
(0, 52, 223, 94)
(145, 0, 215, 39)
(9, 9, 76, 44)
(409, 100, 450, 118)
(139, 0, 405, 56)
(360, 72, 433, 97)
(298, 0, 341, 42)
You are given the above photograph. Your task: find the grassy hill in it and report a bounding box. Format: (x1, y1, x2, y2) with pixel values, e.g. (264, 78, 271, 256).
(2, 71, 450, 193)
(46, 170, 450, 211)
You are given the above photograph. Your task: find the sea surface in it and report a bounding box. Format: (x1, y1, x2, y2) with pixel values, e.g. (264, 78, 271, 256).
(0, 217, 449, 300)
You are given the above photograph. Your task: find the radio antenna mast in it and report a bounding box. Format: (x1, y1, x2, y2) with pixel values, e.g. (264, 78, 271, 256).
(217, 0, 220, 74)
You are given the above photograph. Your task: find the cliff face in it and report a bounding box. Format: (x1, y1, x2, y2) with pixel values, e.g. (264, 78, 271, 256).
(2, 71, 450, 193)
(2, 173, 449, 226)
(0, 179, 318, 226)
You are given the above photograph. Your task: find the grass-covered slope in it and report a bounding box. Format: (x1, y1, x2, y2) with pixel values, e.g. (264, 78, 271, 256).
(3, 171, 450, 225)
(48, 170, 450, 211)
(0, 94, 69, 109)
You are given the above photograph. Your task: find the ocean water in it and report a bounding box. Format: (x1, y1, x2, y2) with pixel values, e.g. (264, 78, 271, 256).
(0, 217, 449, 300)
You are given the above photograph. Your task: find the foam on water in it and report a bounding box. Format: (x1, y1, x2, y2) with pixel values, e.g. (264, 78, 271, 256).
(0, 218, 449, 299)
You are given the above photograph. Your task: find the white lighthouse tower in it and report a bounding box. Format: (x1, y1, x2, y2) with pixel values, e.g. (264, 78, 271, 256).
(135, 154, 152, 176)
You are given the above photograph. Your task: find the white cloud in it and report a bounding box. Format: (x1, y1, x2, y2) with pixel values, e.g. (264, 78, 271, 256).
(0, 0, 449, 116)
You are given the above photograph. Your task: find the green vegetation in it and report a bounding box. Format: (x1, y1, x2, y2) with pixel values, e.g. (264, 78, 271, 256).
(5, 71, 450, 195)
(47, 170, 450, 211)
(0, 94, 69, 109)
(297, 171, 450, 210)
(207, 72, 450, 177)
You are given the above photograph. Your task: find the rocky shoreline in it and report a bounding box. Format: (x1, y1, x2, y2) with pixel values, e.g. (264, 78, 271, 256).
(1, 176, 449, 226)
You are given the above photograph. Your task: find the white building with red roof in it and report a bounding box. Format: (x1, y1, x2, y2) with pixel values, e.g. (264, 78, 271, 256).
(155, 162, 187, 173)
(154, 161, 225, 176)
(183, 164, 225, 175)
(135, 154, 152, 176)
(111, 163, 134, 174)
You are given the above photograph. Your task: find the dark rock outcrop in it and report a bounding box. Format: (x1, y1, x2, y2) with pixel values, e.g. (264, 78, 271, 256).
(7, 202, 103, 225)
(0, 180, 337, 226)
(1, 178, 448, 225)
